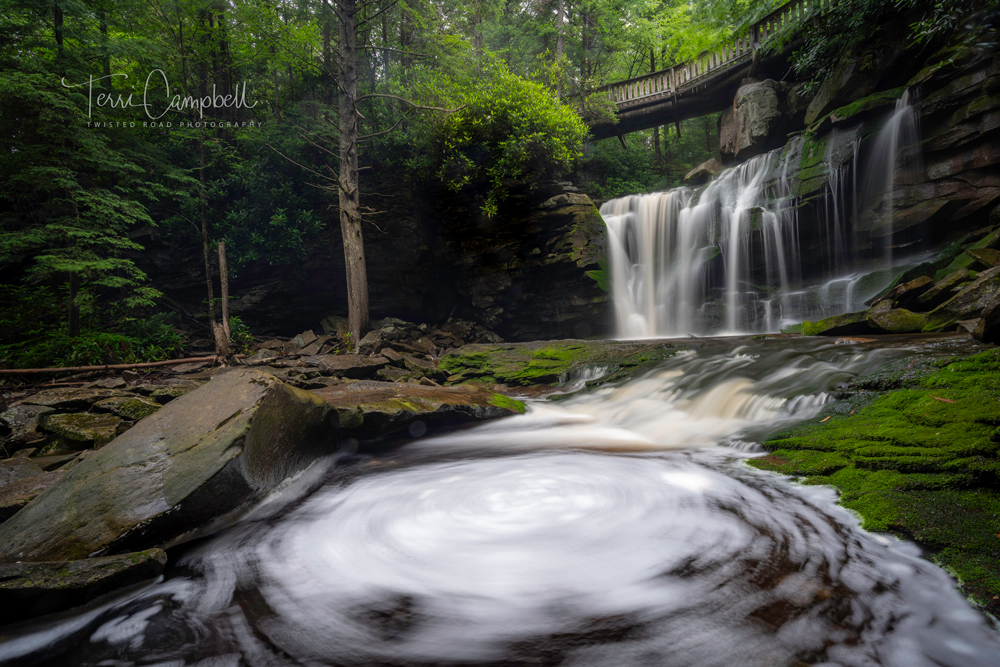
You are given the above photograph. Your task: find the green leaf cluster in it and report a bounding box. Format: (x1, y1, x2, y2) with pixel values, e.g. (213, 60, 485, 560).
(436, 60, 589, 215)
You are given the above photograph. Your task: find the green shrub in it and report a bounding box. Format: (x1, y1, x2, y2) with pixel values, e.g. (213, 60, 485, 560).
(0, 286, 184, 368)
(437, 60, 589, 216)
(228, 316, 256, 355)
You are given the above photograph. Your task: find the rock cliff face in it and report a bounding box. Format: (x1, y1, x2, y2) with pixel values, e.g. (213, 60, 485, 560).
(138, 180, 609, 341)
(712, 37, 1000, 291)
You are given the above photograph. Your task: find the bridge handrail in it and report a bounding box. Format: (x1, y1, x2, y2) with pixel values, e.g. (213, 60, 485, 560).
(597, 0, 833, 108)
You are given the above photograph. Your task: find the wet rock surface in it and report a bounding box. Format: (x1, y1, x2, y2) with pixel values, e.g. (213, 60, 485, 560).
(0, 549, 166, 625)
(0, 369, 338, 562)
(312, 381, 524, 442)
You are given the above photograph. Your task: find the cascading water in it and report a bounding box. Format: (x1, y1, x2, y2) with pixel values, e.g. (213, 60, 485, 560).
(861, 89, 921, 268)
(4, 337, 999, 667)
(601, 91, 922, 338)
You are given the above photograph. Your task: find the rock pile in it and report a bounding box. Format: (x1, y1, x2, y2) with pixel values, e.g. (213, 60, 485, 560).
(800, 224, 1000, 340)
(245, 317, 504, 389)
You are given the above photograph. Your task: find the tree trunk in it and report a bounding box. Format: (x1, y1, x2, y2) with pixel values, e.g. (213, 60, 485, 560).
(54, 3, 64, 61)
(218, 241, 230, 343)
(337, 0, 370, 350)
(198, 126, 216, 347)
(556, 0, 564, 96)
(323, 6, 335, 104)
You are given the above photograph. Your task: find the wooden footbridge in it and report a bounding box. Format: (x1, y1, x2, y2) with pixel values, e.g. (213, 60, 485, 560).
(587, 0, 834, 141)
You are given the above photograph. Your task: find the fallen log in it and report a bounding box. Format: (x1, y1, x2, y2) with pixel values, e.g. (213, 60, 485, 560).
(0, 355, 220, 375)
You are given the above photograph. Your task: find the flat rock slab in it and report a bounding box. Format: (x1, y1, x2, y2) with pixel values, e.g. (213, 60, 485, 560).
(41, 412, 122, 447)
(0, 369, 337, 562)
(0, 458, 44, 487)
(95, 396, 161, 421)
(311, 381, 524, 441)
(22, 388, 130, 411)
(300, 354, 390, 378)
(0, 549, 166, 625)
(0, 471, 65, 522)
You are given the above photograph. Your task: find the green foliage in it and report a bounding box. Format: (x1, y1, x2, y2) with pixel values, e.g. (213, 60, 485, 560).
(0, 285, 184, 368)
(585, 258, 610, 292)
(790, 0, 997, 92)
(436, 60, 589, 215)
(576, 114, 720, 199)
(0, 71, 162, 309)
(228, 316, 256, 355)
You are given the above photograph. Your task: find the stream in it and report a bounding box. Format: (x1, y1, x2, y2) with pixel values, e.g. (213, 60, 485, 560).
(2, 337, 1000, 667)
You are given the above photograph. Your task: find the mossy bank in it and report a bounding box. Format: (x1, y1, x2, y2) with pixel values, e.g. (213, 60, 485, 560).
(750, 348, 1000, 615)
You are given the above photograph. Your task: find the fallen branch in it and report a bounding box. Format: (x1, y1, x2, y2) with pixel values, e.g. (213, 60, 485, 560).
(0, 356, 220, 375)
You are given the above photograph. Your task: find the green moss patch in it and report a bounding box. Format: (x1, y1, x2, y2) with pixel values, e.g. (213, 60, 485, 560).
(489, 393, 527, 414)
(439, 339, 678, 387)
(749, 347, 1000, 614)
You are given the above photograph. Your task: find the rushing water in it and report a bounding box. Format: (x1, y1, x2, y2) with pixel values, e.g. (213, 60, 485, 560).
(3, 337, 999, 667)
(600, 93, 921, 339)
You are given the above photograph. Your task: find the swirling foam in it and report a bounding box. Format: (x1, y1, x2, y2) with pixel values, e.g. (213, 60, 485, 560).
(40, 450, 1000, 667)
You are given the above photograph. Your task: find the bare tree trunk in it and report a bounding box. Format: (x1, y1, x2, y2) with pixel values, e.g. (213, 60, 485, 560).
(337, 0, 370, 350)
(323, 6, 335, 105)
(556, 0, 564, 60)
(218, 241, 230, 343)
(198, 126, 217, 351)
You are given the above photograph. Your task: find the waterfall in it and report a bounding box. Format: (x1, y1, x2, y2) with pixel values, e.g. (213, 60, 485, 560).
(601, 91, 921, 339)
(601, 152, 802, 337)
(861, 89, 920, 268)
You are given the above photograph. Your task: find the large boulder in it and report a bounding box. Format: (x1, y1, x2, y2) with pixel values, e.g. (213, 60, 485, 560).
(719, 80, 790, 164)
(0, 369, 338, 562)
(0, 549, 166, 624)
(683, 159, 724, 186)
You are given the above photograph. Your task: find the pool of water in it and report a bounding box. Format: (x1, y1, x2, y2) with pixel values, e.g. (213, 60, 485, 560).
(3, 337, 999, 667)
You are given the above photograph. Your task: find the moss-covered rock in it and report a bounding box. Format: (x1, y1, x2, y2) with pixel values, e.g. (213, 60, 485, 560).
(94, 396, 162, 421)
(801, 310, 872, 336)
(748, 348, 1000, 614)
(829, 86, 907, 123)
(867, 307, 926, 334)
(0, 471, 65, 522)
(0, 549, 166, 624)
(923, 266, 1000, 332)
(311, 380, 523, 441)
(916, 268, 977, 310)
(438, 339, 677, 387)
(40, 413, 121, 447)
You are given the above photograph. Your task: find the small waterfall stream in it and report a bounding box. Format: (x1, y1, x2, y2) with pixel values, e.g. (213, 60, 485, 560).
(2, 338, 999, 667)
(601, 93, 921, 338)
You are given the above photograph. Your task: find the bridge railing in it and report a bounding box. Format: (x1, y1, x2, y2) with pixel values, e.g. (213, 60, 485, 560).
(599, 0, 833, 108)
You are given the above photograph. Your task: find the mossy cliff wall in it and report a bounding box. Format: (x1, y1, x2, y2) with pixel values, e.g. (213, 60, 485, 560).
(716, 34, 1000, 290)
